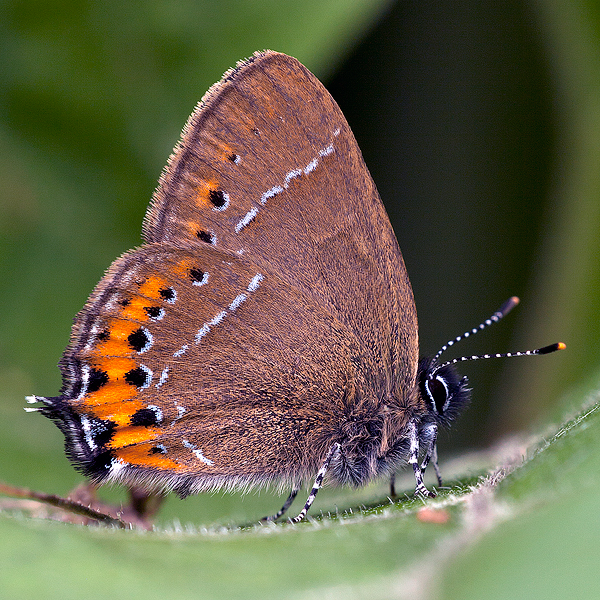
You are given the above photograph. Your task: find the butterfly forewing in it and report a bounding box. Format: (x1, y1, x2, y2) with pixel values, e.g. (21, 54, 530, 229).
(145, 51, 418, 406)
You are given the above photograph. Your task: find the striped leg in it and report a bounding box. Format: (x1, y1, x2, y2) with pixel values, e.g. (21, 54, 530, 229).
(261, 487, 299, 522)
(431, 442, 443, 487)
(421, 423, 437, 473)
(291, 443, 341, 523)
(418, 423, 443, 487)
(408, 421, 435, 498)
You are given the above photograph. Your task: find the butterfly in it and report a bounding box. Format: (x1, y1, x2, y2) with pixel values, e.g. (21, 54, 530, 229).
(26, 51, 563, 523)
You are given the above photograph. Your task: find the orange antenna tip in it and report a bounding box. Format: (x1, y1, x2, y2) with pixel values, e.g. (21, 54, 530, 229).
(537, 342, 566, 355)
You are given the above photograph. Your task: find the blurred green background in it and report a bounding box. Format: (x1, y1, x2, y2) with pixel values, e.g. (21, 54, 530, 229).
(1, 0, 600, 598)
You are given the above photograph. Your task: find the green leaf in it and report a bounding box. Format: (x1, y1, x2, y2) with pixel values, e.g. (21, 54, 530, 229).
(442, 398, 600, 600)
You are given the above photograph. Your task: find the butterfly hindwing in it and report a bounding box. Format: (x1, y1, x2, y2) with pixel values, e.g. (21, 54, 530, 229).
(45, 243, 364, 494)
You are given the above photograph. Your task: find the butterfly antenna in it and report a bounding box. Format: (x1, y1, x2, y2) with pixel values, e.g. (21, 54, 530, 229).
(433, 296, 565, 372)
(436, 342, 566, 372)
(433, 296, 520, 362)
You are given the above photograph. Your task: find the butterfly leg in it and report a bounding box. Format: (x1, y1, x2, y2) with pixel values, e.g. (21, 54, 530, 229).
(128, 487, 165, 521)
(390, 423, 439, 498)
(261, 487, 299, 522)
(291, 443, 341, 523)
(431, 442, 443, 487)
(419, 423, 442, 486)
(408, 421, 435, 498)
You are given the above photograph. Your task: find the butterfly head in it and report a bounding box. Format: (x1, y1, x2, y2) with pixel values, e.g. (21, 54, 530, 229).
(417, 356, 471, 428)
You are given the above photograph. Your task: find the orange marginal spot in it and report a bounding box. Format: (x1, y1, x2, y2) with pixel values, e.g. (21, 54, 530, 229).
(193, 178, 220, 208)
(138, 275, 170, 300)
(109, 426, 160, 449)
(91, 319, 138, 357)
(186, 220, 203, 238)
(93, 356, 137, 380)
(88, 399, 144, 425)
(219, 142, 237, 162)
(171, 258, 194, 280)
(114, 444, 184, 471)
(557, 342, 567, 350)
(104, 319, 134, 341)
(92, 337, 132, 358)
(118, 297, 154, 322)
(82, 383, 138, 410)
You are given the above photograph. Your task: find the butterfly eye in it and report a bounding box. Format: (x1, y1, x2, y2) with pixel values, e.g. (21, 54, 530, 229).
(425, 375, 450, 415)
(418, 356, 471, 426)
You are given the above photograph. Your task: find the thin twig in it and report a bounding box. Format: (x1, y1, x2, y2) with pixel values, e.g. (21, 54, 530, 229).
(0, 481, 127, 528)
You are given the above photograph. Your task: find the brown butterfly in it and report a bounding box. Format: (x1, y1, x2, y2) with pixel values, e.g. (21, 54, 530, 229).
(27, 51, 563, 523)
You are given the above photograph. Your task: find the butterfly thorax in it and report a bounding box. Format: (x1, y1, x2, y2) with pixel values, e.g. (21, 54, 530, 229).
(328, 382, 425, 486)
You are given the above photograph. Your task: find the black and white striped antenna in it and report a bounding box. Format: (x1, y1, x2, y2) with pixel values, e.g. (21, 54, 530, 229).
(432, 296, 565, 374)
